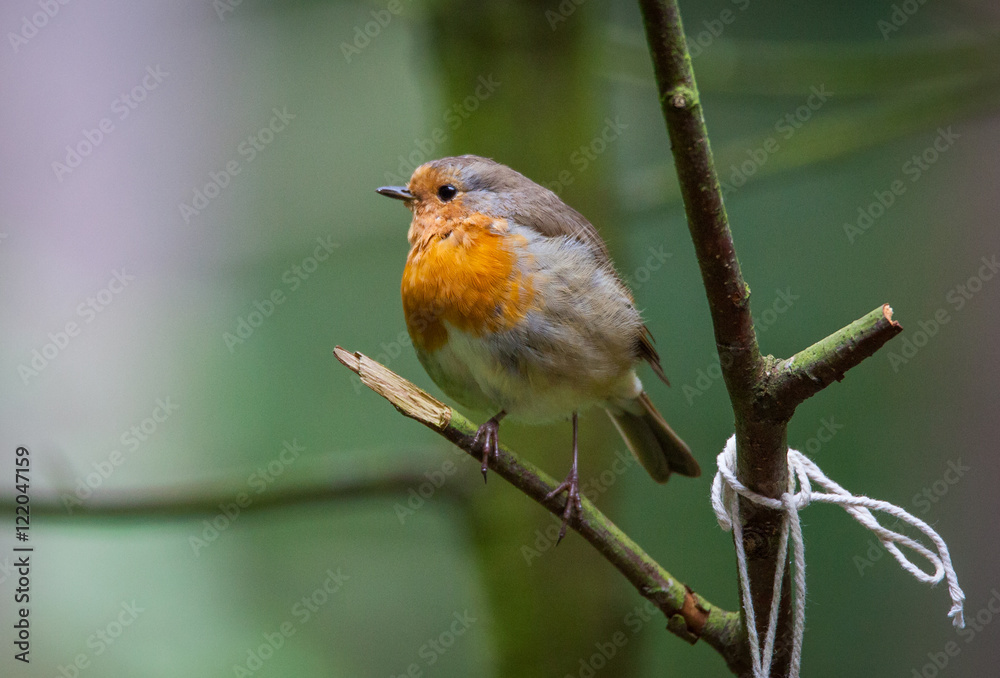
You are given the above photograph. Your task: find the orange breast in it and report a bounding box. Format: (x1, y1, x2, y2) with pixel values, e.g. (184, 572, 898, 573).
(401, 216, 534, 352)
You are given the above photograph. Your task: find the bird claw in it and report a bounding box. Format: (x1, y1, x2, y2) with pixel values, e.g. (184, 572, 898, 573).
(472, 412, 505, 483)
(545, 470, 583, 544)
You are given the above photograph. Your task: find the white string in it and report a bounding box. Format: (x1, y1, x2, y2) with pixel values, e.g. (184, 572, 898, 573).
(711, 435, 965, 678)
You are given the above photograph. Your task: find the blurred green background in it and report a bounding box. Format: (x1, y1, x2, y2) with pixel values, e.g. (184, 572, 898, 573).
(1, 0, 998, 676)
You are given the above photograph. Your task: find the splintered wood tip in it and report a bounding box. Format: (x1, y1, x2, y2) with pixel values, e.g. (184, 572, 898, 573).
(881, 303, 901, 328)
(334, 346, 451, 430)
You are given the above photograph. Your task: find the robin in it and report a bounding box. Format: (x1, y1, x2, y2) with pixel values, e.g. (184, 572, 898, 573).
(377, 155, 699, 540)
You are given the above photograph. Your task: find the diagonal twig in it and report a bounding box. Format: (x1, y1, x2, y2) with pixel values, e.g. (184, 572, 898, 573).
(334, 346, 750, 674)
(765, 304, 903, 417)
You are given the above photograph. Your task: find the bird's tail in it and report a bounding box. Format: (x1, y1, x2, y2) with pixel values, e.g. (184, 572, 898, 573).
(605, 392, 700, 483)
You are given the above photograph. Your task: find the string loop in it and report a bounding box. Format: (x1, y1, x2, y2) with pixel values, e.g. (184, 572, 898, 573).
(711, 435, 965, 678)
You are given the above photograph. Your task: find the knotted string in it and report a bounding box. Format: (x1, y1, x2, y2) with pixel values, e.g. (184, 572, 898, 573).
(711, 435, 965, 678)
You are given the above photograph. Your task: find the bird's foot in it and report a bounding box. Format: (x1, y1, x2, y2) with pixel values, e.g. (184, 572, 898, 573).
(472, 411, 506, 483)
(545, 466, 583, 545)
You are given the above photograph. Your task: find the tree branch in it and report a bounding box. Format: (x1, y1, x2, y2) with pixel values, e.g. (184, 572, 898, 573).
(334, 347, 750, 674)
(638, 1, 904, 675)
(637, 0, 760, 401)
(765, 304, 903, 417)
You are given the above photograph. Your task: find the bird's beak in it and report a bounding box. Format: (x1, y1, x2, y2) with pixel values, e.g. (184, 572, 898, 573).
(376, 186, 414, 202)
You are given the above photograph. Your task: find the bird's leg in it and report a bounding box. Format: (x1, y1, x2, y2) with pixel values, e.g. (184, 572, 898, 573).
(545, 411, 583, 544)
(472, 410, 506, 483)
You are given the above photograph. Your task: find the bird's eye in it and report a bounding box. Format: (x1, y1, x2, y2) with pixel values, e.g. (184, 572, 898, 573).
(437, 184, 457, 202)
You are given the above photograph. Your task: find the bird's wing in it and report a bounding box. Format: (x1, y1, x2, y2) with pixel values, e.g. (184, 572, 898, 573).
(509, 193, 614, 269)
(511, 190, 671, 386)
(638, 326, 670, 386)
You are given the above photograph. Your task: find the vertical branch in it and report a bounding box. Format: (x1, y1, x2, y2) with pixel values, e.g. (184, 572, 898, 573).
(638, 1, 788, 674)
(638, 2, 905, 675)
(637, 0, 760, 392)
